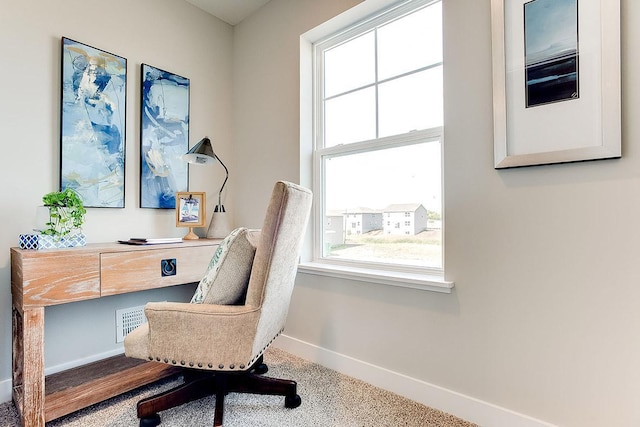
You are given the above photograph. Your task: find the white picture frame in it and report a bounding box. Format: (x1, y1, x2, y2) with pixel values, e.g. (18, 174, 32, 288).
(491, 0, 621, 168)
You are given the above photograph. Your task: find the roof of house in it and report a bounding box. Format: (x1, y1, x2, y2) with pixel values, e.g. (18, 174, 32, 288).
(383, 203, 424, 212)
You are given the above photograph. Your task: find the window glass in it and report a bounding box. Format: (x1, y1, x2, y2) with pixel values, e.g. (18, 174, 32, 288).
(324, 31, 376, 98)
(325, 87, 376, 147)
(378, 66, 443, 137)
(377, 3, 443, 80)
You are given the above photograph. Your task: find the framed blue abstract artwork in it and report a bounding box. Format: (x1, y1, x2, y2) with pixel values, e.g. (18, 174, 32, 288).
(61, 37, 127, 207)
(140, 64, 190, 209)
(491, 0, 620, 168)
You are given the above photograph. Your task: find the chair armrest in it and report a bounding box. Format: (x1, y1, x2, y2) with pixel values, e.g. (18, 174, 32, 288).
(143, 302, 262, 370)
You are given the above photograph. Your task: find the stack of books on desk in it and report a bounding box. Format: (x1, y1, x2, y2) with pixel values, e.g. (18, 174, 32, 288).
(118, 237, 183, 245)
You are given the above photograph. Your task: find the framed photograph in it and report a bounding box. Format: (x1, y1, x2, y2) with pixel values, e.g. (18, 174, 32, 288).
(175, 192, 206, 228)
(141, 64, 190, 208)
(491, 0, 620, 168)
(60, 37, 127, 207)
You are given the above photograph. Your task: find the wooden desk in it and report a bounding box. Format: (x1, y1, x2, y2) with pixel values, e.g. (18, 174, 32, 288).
(10, 239, 220, 427)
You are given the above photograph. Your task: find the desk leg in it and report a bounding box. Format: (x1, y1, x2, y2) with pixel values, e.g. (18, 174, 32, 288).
(12, 306, 45, 427)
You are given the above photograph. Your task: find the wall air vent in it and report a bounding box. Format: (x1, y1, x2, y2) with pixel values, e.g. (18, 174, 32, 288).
(115, 305, 147, 343)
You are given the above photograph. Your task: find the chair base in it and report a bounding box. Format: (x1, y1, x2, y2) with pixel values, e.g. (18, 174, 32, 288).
(136, 357, 301, 426)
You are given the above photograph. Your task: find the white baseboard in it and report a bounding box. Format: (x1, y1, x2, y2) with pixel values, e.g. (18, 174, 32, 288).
(274, 335, 556, 427)
(0, 348, 125, 405)
(1, 339, 556, 427)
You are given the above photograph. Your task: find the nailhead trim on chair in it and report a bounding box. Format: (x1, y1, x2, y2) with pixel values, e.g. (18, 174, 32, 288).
(150, 357, 262, 371)
(247, 329, 285, 367)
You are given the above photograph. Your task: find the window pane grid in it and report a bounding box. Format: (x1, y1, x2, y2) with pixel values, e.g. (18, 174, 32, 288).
(313, 0, 443, 274)
(320, 1, 442, 149)
(323, 50, 443, 103)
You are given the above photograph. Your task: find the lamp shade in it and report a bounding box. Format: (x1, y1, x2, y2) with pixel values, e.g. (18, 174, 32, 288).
(182, 137, 217, 165)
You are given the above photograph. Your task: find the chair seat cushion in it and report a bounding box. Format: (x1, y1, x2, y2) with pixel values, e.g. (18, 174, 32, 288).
(191, 227, 259, 305)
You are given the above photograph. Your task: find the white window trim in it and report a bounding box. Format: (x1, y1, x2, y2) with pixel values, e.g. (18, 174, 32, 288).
(298, 261, 453, 293)
(299, 0, 454, 293)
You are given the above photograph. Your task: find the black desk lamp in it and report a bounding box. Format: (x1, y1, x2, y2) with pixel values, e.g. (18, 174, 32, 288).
(183, 137, 231, 237)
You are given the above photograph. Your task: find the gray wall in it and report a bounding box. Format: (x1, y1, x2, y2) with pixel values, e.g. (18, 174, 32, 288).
(0, 0, 233, 393)
(2, 0, 640, 426)
(232, 1, 640, 426)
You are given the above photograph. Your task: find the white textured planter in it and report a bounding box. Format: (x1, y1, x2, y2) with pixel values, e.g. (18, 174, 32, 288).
(19, 233, 86, 250)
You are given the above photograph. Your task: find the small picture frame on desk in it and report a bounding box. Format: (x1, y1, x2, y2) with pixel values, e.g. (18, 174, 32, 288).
(176, 192, 206, 239)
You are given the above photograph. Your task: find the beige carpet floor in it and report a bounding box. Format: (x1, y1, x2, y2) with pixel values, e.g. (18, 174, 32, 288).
(0, 348, 477, 426)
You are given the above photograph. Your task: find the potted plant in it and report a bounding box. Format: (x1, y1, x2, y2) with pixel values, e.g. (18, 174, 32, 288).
(41, 188, 86, 239)
(42, 188, 86, 237)
(18, 189, 88, 250)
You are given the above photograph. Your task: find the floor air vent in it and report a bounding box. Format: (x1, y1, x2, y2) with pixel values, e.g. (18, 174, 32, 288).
(116, 305, 147, 343)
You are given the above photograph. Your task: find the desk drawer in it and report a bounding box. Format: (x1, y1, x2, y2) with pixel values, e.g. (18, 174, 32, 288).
(13, 250, 100, 307)
(100, 246, 215, 296)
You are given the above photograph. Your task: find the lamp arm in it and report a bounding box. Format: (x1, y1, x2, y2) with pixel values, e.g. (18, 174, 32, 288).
(216, 155, 229, 212)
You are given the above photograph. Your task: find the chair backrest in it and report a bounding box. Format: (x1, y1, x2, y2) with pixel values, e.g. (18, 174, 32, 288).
(245, 181, 312, 356)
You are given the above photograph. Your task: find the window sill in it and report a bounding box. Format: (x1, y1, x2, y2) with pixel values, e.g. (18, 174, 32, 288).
(297, 262, 454, 294)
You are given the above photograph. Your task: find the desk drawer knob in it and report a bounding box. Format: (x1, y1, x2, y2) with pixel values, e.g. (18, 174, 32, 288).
(161, 259, 177, 277)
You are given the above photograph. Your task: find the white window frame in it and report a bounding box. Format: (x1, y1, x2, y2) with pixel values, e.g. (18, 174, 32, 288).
(298, 0, 453, 293)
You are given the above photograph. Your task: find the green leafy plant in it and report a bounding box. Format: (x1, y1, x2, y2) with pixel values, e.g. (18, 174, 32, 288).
(41, 188, 86, 237)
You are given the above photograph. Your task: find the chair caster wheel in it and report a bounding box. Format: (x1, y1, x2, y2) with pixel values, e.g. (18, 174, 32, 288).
(285, 394, 302, 408)
(140, 413, 161, 427)
(254, 363, 268, 375)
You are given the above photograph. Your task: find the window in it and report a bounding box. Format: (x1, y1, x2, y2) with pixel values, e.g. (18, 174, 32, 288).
(301, 0, 450, 292)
